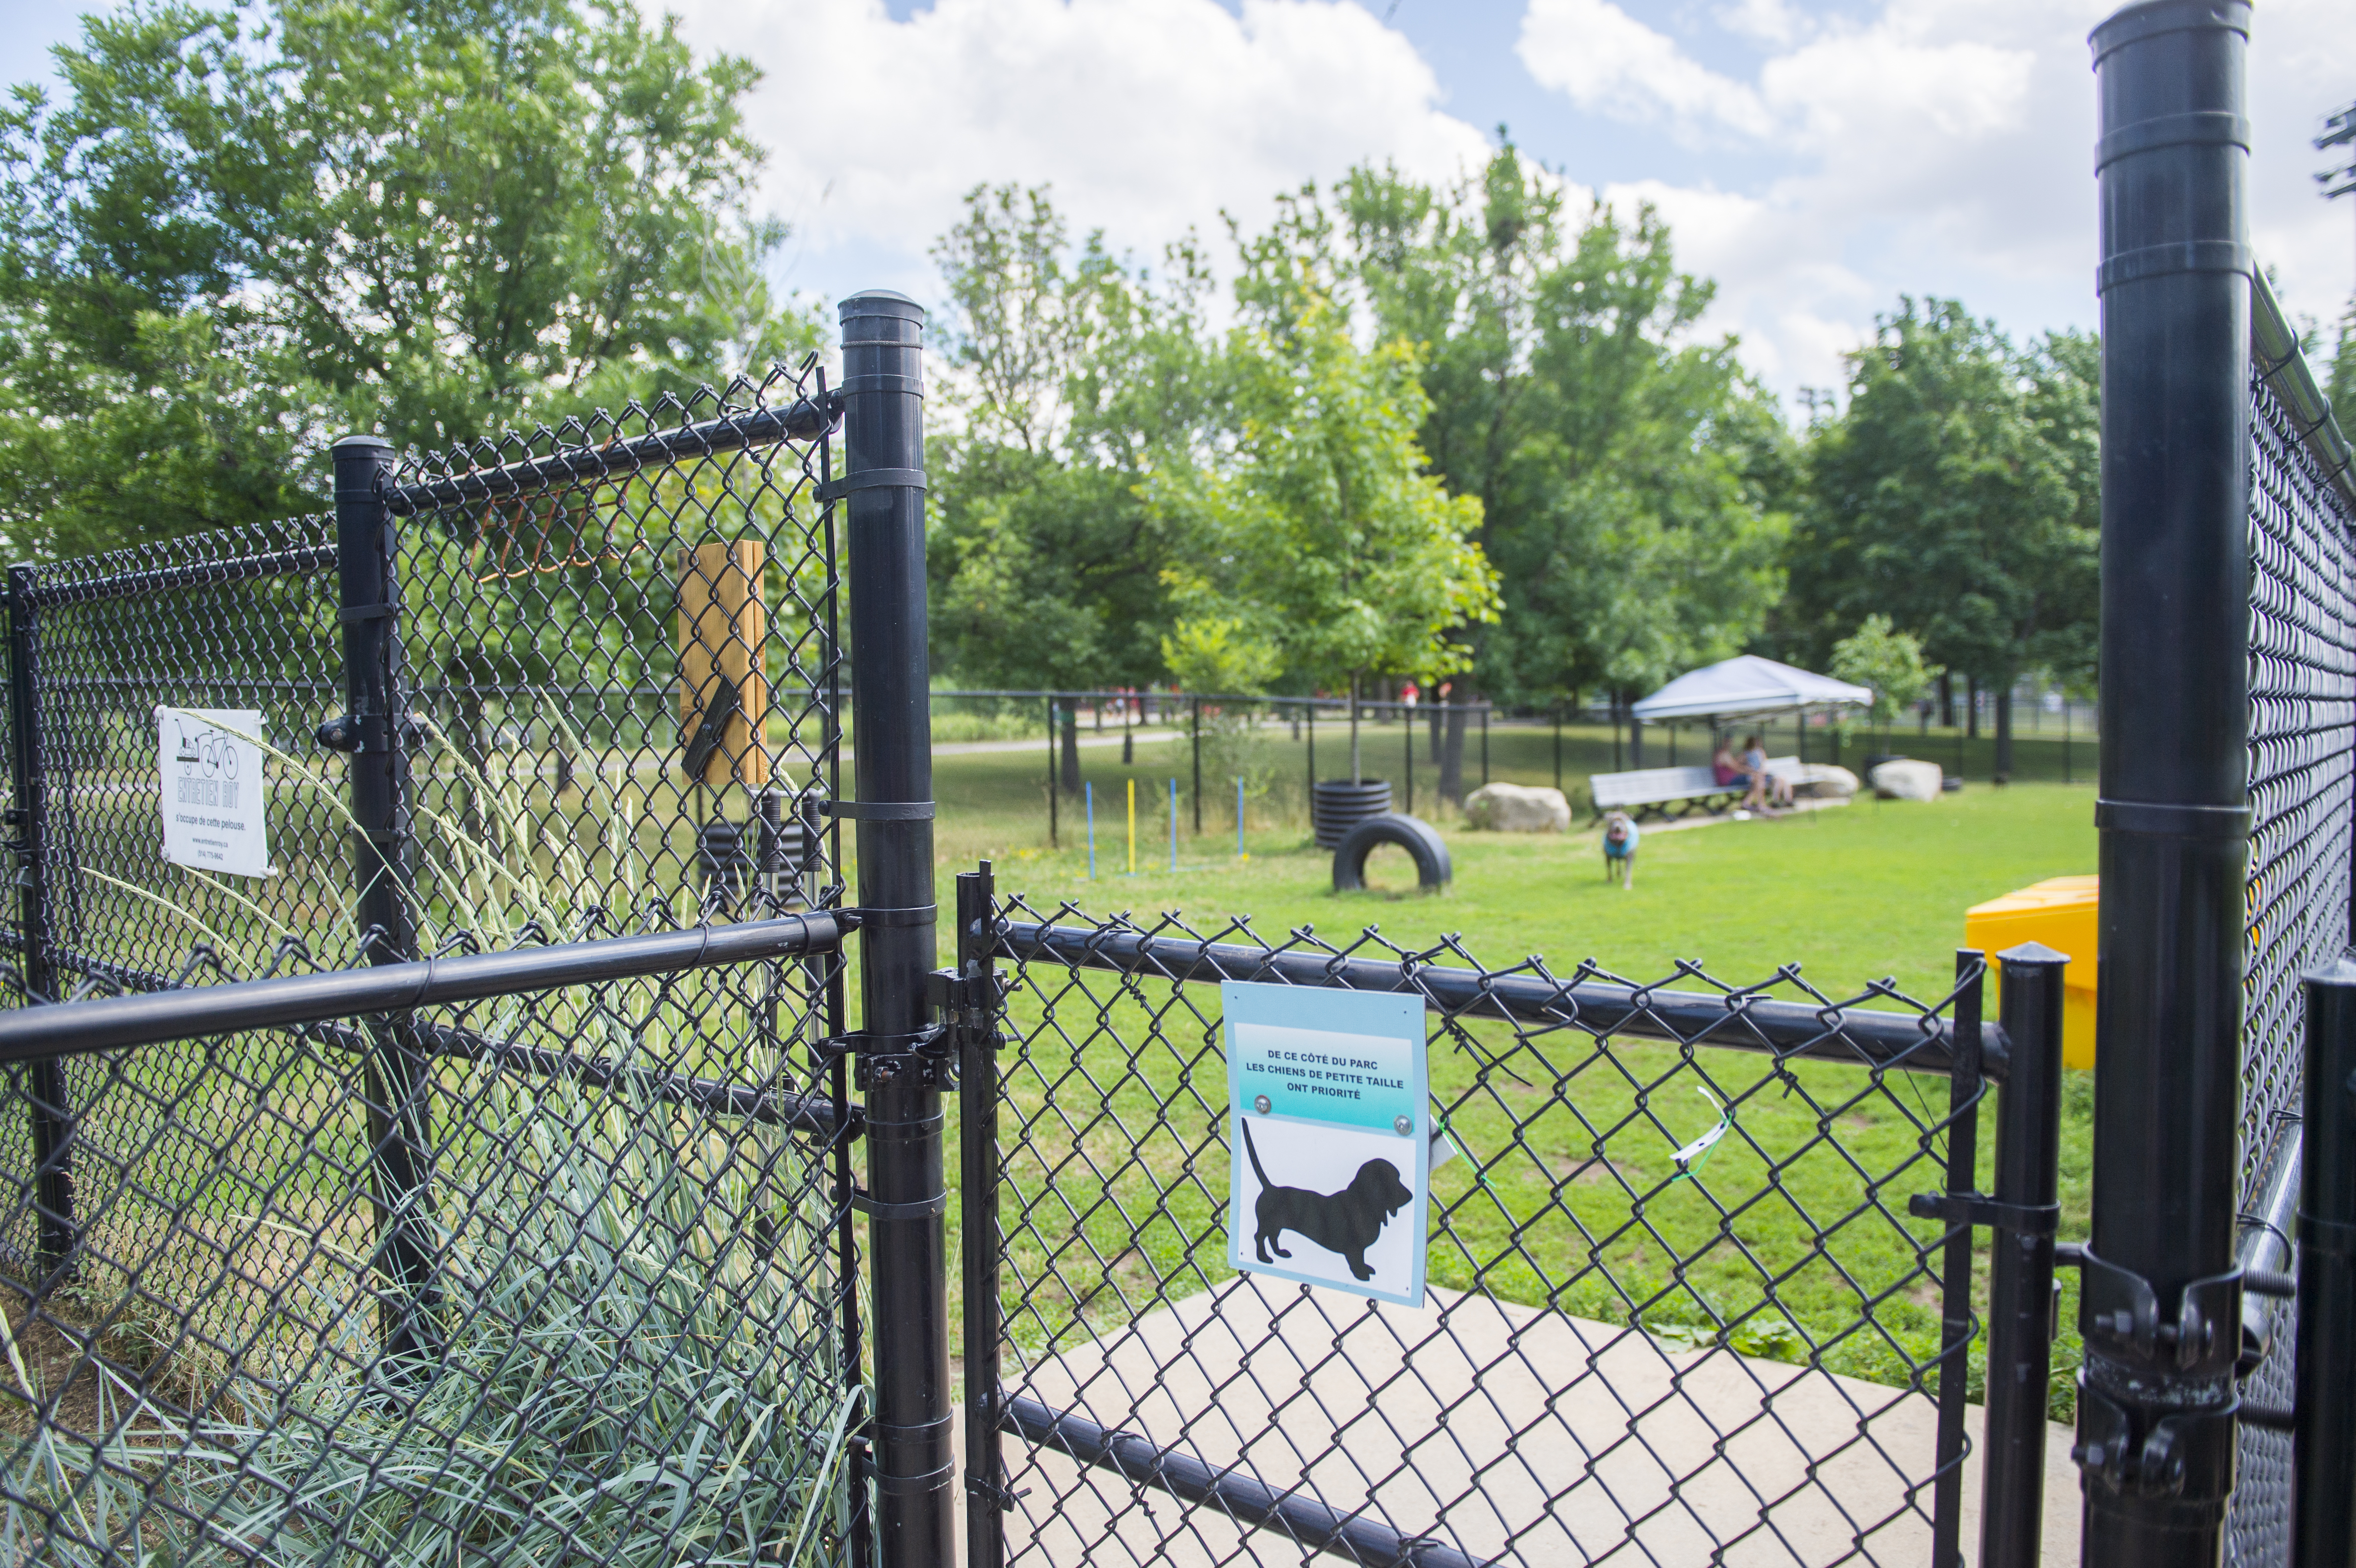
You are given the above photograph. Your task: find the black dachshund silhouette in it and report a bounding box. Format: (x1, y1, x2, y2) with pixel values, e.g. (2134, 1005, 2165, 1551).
(1239, 1117, 1414, 1282)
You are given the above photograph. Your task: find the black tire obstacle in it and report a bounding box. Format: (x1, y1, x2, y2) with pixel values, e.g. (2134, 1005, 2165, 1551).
(1332, 812, 1450, 892)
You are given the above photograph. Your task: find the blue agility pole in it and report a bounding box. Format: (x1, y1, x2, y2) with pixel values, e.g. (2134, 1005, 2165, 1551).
(1085, 782, 1097, 879)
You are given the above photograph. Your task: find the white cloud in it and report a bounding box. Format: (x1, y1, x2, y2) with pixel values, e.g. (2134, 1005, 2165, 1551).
(1715, 0, 1808, 49)
(1517, 0, 1773, 140)
(1527, 0, 2356, 400)
(665, 0, 1494, 310)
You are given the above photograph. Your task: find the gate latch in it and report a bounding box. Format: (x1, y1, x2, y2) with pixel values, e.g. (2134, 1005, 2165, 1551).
(925, 965, 1007, 1015)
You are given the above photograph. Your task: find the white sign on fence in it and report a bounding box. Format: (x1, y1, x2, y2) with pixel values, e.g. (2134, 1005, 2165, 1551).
(157, 708, 271, 879)
(1224, 981, 1429, 1306)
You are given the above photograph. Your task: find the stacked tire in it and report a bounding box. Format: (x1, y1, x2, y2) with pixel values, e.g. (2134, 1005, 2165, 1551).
(1311, 779, 1392, 849)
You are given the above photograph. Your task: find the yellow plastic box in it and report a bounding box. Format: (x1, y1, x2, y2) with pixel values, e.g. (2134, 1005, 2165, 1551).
(1964, 875, 2098, 1070)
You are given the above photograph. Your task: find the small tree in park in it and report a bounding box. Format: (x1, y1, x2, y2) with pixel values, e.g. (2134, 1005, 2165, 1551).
(1155, 286, 1497, 786)
(1830, 614, 1941, 756)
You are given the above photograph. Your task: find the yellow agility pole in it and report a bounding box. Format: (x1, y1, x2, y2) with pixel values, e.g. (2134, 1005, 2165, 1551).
(677, 540, 770, 791)
(1127, 777, 1137, 875)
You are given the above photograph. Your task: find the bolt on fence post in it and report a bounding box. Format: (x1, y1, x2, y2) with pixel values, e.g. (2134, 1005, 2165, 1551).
(1929, 948, 1986, 1566)
(2293, 955, 2356, 1568)
(2078, 6, 2254, 1564)
(838, 289, 954, 1568)
(957, 863, 1006, 1568)
(5, 567, 72, 1283)
(331, 433, 438, 1366)
(1981, 942, 2067, 1568)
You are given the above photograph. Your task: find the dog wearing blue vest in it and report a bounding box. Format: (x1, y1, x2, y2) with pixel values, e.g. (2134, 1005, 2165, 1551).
(1603, 810, 1639, 889)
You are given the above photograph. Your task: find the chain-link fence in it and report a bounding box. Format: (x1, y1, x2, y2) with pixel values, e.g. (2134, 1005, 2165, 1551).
(2226, 277, 2356, 1566)
(0, 364, 870, 1562)
(960, 889, 2036, 1567)
(0, 918, 859, 1565)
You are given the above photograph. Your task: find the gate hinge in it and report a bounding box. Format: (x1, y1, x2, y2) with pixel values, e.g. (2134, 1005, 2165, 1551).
(2078, 1249, 2242, 1377)
(821, 1023, 954, 1089)
(2072, 1384, 2240, 1499)
(1908, 1192, 2059, 1235)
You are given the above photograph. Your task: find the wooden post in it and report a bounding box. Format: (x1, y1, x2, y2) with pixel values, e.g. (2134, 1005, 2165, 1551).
(678, 541, 771, 791)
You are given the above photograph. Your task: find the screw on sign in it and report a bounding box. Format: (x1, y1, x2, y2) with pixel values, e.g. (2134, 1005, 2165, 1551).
(1222, 981, 1431, 1305)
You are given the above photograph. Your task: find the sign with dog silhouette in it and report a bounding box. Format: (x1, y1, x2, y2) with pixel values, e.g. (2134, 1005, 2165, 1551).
(1223, 981, 1429, 1305)
(156, 708, 271, 879)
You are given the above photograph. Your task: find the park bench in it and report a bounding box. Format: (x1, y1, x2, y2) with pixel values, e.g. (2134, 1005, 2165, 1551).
(1589, 756, 1802, 821)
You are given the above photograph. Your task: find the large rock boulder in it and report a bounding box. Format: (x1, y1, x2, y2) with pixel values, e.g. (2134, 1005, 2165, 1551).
(1464, 783, 1571, 833)
(1795, 765, 1859, 800)
(1869, 759, 1944, 802)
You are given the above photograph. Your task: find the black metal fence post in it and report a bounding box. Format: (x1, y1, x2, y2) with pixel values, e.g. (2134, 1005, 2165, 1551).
(2077, 6, 2254, 1563)
(1479, 703, 1489, 786)
(1981, 942, 2067, 1568)
(2292, 955, 2356, 1567)
(1403, 706, 1413, 816)
(1929, 949, 1986, 1566)
(1046, 698, 1058, 847)
(5, 568, 71, 1282)
(1305, 701, 1315, 829)
(1191, 696, 1202, 835)
(837, 289, 954, 1568)
(957, 863, 1005, 1568)
(330, 433, 438, 1365)
(1553, 701, 1563, 794)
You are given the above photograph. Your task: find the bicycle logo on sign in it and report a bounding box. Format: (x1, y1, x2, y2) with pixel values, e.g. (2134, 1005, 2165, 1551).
(172, 719, 241, 782)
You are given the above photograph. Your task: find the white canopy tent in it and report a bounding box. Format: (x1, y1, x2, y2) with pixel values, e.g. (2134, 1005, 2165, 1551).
(1630, 655, 1873, 724)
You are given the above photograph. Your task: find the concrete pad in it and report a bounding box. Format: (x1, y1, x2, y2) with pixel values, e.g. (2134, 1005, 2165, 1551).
(989, 1277, 2079, 1566)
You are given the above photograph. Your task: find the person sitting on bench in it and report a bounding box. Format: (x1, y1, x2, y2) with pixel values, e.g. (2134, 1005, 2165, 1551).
(1713, 739, 1748, 792)
(1741, 734, 1793, 810)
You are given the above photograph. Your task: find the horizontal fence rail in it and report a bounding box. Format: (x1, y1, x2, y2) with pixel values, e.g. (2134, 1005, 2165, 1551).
(382, 397, 834, 514)
(1004, 1396, 1484, 1568)
(994, 918, 2007, 1080)
(18, 544, 338, 609)
(0, 914, 845, 1061)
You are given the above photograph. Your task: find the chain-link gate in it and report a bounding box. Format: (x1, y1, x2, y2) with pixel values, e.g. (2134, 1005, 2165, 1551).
(0, 363, 877, 1563)
(954, 866, 2074, 1567)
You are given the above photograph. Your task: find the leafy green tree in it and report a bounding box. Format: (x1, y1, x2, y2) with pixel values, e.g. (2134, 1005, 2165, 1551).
(1327, 148, 1792, 789)
(1153, 284, 1497, 784)
(1786, 302, 2097, 775)
(0, 0, 815, 558)
(1830, 613, 1941, 753)
(926, 183, 1218, 716)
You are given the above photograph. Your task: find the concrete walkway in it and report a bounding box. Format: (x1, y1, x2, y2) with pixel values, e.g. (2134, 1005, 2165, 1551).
(989, 1276, 2079, 1567)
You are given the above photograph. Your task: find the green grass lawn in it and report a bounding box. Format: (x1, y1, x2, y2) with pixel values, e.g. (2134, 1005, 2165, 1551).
(931, 761, 2098, 1418)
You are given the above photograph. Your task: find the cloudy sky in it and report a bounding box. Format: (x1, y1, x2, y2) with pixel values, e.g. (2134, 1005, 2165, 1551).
(8, 0, 2354, 406)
